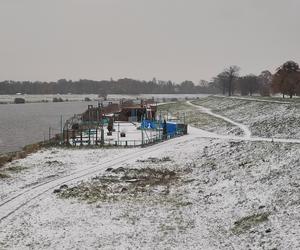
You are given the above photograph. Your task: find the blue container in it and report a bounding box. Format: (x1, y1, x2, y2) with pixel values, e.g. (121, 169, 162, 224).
(166, 122, 177, 136)
(141, 120, 183, 136)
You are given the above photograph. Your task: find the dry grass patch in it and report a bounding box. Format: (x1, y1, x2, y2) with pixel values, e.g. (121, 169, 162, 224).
(0, 172, 10, 179)
(232, 212, 270, 235)
(55, 166, 183, 203)
(6, 165, 28, 173)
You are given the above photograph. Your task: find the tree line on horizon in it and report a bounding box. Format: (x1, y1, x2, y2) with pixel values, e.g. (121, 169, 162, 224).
(212, 60, 300, 98)
(0, 78, 216, 96)
(1, 60, 299, 98)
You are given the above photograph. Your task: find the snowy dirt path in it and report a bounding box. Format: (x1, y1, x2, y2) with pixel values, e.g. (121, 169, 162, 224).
(187, 101, 252, 138)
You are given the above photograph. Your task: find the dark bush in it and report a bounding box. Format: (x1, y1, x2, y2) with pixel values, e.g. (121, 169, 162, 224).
(53, 97, 64, 102)
(14, 98, 25, 104)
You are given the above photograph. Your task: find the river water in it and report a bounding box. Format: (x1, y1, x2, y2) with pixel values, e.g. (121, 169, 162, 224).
(0, 101, 98, 154)
(0, 94, 208, 154)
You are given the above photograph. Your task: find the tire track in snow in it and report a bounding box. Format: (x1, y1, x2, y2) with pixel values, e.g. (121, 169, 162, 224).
(186, 101, 252, 138)
(0, 134, 193, 223)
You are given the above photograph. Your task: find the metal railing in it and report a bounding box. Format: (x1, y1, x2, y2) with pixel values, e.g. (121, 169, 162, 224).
(61, 129, 185, 148)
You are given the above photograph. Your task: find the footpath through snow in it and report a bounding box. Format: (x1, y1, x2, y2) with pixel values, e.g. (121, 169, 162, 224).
(187, 101, 252, 138)
(187, 101, 300, 144)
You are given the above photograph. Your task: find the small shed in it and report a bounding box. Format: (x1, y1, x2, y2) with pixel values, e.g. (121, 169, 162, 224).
(118, 106, 147, 122)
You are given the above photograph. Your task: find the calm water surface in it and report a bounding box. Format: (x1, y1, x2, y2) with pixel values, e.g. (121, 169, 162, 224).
(0, 94, 208, 154)
(0, 101, 97, 153)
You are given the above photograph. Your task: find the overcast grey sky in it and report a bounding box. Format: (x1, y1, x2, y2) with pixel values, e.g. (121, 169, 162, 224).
(0, 0, 299, 83)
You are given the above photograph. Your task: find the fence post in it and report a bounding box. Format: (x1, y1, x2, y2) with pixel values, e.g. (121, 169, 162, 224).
(72, 130, 75, 146)
(117, 122, 120, 145)
(66, 129, 69, 146)
(60, 115, 63, 144)
(95, 129, 98, 145)
(141, 115, 144, 147)
(101, 128, 104, 146)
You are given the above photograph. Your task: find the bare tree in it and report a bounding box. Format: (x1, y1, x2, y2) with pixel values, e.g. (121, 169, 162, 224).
(198, 79, 209, 87)
(272, 61, 300, 98)
(213, 66, 240, 96)
(179, 81, 195, 93)
(238, 74, 260, 96)
(258, 70, 272, 96)
(213, 72, 227, 95)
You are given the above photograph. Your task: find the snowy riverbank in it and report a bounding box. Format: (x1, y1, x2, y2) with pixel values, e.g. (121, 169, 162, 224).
(0, 97, 299, 249)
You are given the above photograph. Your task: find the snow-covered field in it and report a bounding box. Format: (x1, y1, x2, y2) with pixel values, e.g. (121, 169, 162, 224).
(0, 97, 299, 249)
(192, 96, 300, 139)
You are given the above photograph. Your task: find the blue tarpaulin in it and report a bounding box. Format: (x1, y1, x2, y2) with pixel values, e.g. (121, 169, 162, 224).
(141, 120, 181, 136)
(141, 120, 159, 129)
